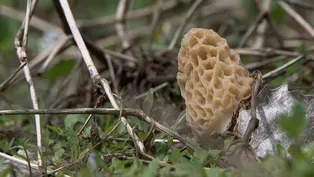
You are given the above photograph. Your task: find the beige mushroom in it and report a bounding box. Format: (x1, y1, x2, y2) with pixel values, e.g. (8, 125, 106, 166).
(177, 28, 253, 142)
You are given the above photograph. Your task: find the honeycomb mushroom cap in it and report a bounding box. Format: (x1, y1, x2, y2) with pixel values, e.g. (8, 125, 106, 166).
(177, 28, 253, 139)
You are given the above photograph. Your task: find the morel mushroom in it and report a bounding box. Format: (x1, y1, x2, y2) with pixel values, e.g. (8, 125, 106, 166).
(177, 28, 253, 142)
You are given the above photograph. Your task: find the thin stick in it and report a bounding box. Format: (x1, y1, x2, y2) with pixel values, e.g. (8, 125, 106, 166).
(0, 152, 72, 177)
(0, 4, 62, 32)
(168, 0, 204, 50)
(1, 106, 229, 166)
(0, 152, 38, 169)
(116, 0, 132, 50)
(134, 82, 168, 100)
(14, 0, 43, 166)
(148, 0, 163, 51)
(253, 0, 271, 49)
(243, 71, 262, 141)
(78, 1, 177, 28)
(238, 11, 267, 48)
(96, 26, 151, 48)
(171, 110, 186, 130)
(77, 95, 105, 136)
(0, 62, 26, 92)
(277, 0, 314, 38)
(37, 35, 73, 75)
(0, 107, 203, 151)
(153, 139, 180, 143)
(103, 48, 138, 63)
(49, 59, 82, 104)
(102, 153, 171, 167)
(83, 35, 137, 64)
(245, 56, 287, 70)
(3, 37, 74, 92)
(235, 48, 314, 60)
(265, 14, 283, 48)
(286, 0, 314, 10)
(262, 55, 304, 79)
(58, 0, 98, 77)
(105, 53, 119, 94)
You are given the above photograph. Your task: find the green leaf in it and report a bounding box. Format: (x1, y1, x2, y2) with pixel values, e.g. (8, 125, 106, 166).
(276, 144, 287, 158)
(175, 158, 206, 177)
(204, 168, 225, 177)
(270, 1, 285, 24)
(159, 165, 172, 177)
(156, 142, 167, 160)
(0, 167, 12, 177)
(65, 126, 79, 158)
(64, 114, 82, 130)
(47, 125, 65, 136)
(127, 159, 142, 176)
(109, 158, 130, 173)
(79, 148, 90, 159)
(169, 148, 182, 164)
(193, 151, 211, 165)
(55, 148, 65, 157)
(279, 103, 306, 139)
(288, 143, 302, 159)
(269, 76, 285, 86)
(141, 159, 158, 177)
(43, 59, 76, 81)
(52, 148, 65, 165)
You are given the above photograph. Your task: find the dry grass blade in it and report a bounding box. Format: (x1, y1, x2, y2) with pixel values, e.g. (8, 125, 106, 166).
(277, 0, 314, 38)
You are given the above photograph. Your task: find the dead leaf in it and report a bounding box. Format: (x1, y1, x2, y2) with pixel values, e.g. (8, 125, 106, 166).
(238, 85, 314, 157)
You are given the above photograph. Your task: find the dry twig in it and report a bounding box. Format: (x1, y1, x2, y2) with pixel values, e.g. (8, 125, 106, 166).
(168, 0, 204, 50)
(78, 0, 177, 29)
(0, 62, 26, 92)
(105, 53, 119, 94)
(243, 71, 263, 141)
(37, 35, 73, 75)
(276, 0, 314, 38)
(253, 0, 271, 49)
(286, 0, 314, 10)
(235, 48, 314, 60)
(148, 0, 164, 51)
(116, 0, 132, 50)
(262, 55, 304, 80)
(238, 11, 267, 48)
(13, 0, 43, 166)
